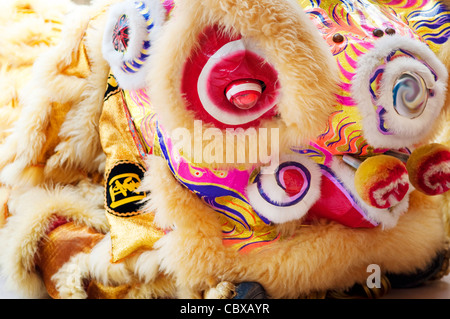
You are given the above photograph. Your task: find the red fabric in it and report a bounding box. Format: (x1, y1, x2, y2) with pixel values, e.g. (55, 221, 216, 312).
(283, 168, 306, 197)
(307, 171, 377, 228)
(46, 216, 70, 234)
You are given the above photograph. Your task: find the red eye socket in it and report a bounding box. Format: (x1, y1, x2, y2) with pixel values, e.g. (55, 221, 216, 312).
(181, 25, 280, 128)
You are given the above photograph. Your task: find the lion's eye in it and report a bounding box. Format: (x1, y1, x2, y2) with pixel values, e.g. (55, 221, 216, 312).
(392, 72, 428, 119)
(181, 25, 280, 129)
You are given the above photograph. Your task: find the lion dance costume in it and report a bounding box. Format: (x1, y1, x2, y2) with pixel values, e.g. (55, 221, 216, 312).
(0, 0, 449, 299)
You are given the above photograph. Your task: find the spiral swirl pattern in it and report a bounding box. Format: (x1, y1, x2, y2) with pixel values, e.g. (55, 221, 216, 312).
(392, 72, 428, 119)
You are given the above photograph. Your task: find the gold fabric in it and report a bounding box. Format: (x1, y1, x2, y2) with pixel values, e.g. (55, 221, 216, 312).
(60, 39, 91, 78)
(106, 213, 165, 263)
(0, 188, 9, 228)
(87, 280, 132, 299)
(99, 78, 146, 172)
(121, 89, 157, 154)
(37, 101, 73, 166)
(36, 221, 105, 299)
(100, 75, 166, 262)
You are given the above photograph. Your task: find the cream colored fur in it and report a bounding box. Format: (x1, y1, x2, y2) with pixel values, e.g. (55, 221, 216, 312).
(436, 33, 450, 238)
(0, 182, 108, 298)
(0, 0, 179, 299)
(0, 0, 73, 67)
(137, 0, 450, 298)
(53, 232, 177, 299)
(46, 0, 132, 179)
(53, 247, 177, 299)
(0, 10, 88, 186)
(0, 0, 74, 145)
(52, 233, 158, 298)
(52, 253, 91, 299)
(0, 1, 116, 187)
(141, 155, 446, 298)
(0, 0, 448, 299)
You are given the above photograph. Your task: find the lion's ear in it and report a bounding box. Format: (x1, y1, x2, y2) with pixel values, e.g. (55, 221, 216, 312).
(102, 0, 169, 90)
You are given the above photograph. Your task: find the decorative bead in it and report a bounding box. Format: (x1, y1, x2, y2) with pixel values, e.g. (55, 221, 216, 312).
(385, 27, 396, 35)
(333, 33, 344, 43)
(373, 28, 384, 37)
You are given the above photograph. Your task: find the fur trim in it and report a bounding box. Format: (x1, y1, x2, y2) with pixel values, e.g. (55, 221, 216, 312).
(52, 253, 90, 299)
(53, 234, 176, 299)
(124, 272, 177, 299)
(0, 183, 108, 298)
(435, 37, 450, 238)
(0, 187, 9, 228)
(246, 154, 322, 224)
(88, 234, 134, 286)
(131, 249, 162, 284)
(139, 155, 222, 232)
(0, 0, 74, 67)
(435, 37, 450, 146)
(352, 34, 448, 149)
(45, 4, 112, 177)
(0, 0, 74, 151)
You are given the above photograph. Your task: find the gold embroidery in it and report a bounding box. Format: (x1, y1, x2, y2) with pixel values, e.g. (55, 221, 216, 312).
(108, 173, 145, 209)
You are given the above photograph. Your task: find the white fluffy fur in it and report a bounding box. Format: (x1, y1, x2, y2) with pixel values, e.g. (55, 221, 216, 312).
(131, 249, 162, 284)
(246, 154, 322, 224)
(352, 35, 448, 150)
(87, 234, 134, 286)
(102, 0, 167, 90)
(53, 232, 171, 298)
(53, 244, 172, 298)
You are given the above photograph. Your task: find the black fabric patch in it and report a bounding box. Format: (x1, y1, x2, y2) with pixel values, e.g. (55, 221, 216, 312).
(105, 161, 146, 217)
